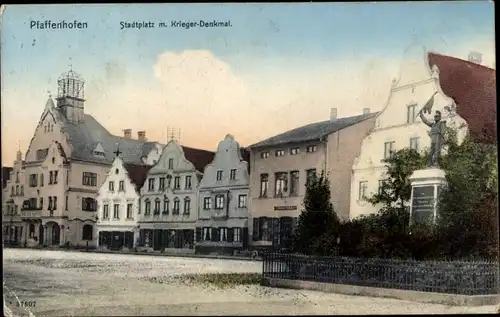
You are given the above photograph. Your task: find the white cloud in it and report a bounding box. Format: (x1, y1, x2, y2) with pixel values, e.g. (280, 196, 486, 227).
(2, 35, 495, 163)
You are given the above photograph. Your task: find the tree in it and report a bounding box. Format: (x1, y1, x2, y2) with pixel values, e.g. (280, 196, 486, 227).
(290, 171, 340, 255)
(367, 148, 426, 212)
(436, 128, 498, 259)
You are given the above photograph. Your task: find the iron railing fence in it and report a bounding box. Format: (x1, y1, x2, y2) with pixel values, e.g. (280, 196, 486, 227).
(262, 252, 499, 295)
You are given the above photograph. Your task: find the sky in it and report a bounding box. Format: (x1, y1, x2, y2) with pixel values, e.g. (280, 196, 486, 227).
(1, 2, 495, 164)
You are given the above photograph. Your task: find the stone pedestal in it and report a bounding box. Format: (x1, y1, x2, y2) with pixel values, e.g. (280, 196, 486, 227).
(409, 168, 447, 225)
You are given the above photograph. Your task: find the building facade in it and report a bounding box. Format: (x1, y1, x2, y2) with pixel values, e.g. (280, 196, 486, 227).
(349, 48, 496, 219)
(137, 140, 214, 253)
(248, 110, 377, 250)
(96, 154, 151, 250)
(4, 69, 161, 248)
(195, 135, 250, 255)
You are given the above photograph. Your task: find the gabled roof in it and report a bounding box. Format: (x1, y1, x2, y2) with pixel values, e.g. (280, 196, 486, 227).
(181, 146, 216, 173)
(428, 52, 496, 144)
(248, 112, 378, 149)
(123, 163, 152, 193)
(55, 107, 159, 165)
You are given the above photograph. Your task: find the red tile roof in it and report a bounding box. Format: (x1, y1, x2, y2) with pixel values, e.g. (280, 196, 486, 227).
(428, 52, 496, 144)
(123, 163, 152, 193)
(181, 146, 216, 173)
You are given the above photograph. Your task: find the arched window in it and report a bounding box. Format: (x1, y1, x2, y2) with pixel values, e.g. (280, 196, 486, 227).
(163, 198, 169, 214)
(82, 224, 93, 240)
(184, 197, 191, 214)
(144, 198, 151, 215)
(173, 197, 180, 214)
(154, 198, 161, 215)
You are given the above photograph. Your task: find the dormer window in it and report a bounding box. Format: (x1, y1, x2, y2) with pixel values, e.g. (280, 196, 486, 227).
(93, 151, 106, 157)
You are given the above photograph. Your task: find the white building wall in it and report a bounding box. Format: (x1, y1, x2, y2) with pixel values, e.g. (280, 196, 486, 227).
(198, 135, 250, 223)
(138, 140, 199, 228)
(350, 46, 468, 219)
(96, 157, 140, 239)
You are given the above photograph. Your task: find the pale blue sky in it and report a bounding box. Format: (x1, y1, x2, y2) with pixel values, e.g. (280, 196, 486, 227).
(1, 2, 495, 163)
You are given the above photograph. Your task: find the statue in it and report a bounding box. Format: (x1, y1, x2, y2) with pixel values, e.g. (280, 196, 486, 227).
(419, 109, 446, 168)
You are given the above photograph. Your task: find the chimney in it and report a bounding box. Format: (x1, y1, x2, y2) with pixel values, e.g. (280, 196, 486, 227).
(468, 51, 482, 65)
(363, 108, 371, 115)
(137, 131, 147, 141)
(123, 129, 132, 139)
(330, 108, 337, 121)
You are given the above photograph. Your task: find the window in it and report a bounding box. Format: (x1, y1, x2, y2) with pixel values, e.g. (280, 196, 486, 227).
(233, 228, 241, 242)
(185, 176, 192, 189)
(16, 172, 19, 183)
(148, 178, 155, 191)
(168, 158, 174, 169)
(290, 147, 300, 155)
(163, 198, 169, 214)
(275, 172, 288, 197)
(229, 169, 236, 180)
(82, 225, 93, 241)
(52, 196, 57, 210)
(119, 180, 125, 191)
(127, 204, 133, 219)
(82, 172, 97, 187)
(144, 199, 151, 215)
(15, 185, 19, 196)
(174, 176, 180, 189)
(306, 169, 317, 187)
(290, 171, 300, 196)
(384, 141, 395, 159)
(306, 145, 317, 153)
(238, 194, 247, 208)
(410, 137, 420, 151)
(159, 177, 165, 190)
(219, 228, 227, 242)
(216, 170, 223, 181)
(82, 197, 97, 211)
(103, 204, 109, 219)
(40, 173, 44, 186)
(260, 151, 269, 159)
(173, 198, 180, 214)
(378, 179, 389, 196)
(203, 227, 211, 241)
(109, 181, 115, 192)
(29, 174, 38, 187)
(166, 175, 172, 187)
(53, 170, 58, 184)
(215, 194, 225, 209)
(407, 104, 417, 124)
(113, 204, 120, 219)
(184, 197, 191, 214)
(203, 197, 212, 210)
(65, 195, 68, 211)
(154, 198, 161, 215)
(358, 181, 368, 200)
(261, 218, 271, 241)
(275, 149, 285, 157)
(39, 197, 43, 209)
(49, 171, 54, 184)
(260, 174, 269, 197)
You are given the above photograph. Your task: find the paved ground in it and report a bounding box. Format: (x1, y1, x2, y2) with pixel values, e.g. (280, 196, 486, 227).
(3, 249, 498, 316)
